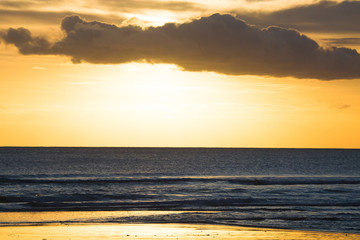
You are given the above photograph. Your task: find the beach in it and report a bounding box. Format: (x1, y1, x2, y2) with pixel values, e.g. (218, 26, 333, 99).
(1, 211, 359, 240)
(1, 148, 359, 237)
(1, 223, 360, 240)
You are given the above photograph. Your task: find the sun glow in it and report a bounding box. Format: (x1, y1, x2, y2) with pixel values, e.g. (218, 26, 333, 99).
(1, 37, 360, 148)
(122, 13, 178, 27)
(49, 63, 225, 146)
(74, 63, 208, 117)
(1, 55, 359, 147)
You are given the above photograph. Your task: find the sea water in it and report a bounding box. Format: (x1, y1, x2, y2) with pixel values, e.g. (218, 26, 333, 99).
(0, 147, 359, 233)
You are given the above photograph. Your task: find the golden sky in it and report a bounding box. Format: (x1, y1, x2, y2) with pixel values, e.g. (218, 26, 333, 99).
(1, 0, 360, 148)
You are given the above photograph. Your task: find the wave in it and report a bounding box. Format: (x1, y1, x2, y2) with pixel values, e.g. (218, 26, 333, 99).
(2, 196, 360, 211)
(1, 175, 360, 185)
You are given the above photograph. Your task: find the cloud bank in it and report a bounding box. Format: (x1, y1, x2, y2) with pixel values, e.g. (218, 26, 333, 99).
(0, 9, 125, 26)
(95, 0, 200, 12)
(1, 14, 360, 80)
(322, 38, 360, 46)
(236, 1, 360, 33)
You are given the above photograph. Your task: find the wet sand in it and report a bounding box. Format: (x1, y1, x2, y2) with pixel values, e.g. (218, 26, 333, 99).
(0, 212, 358, 239)
(1, 223, 359, 240)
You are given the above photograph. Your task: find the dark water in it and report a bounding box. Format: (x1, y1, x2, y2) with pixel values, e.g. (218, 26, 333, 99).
(0, 147, 359, 233)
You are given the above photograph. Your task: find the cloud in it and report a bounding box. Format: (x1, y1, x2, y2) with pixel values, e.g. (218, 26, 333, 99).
(0, 0, 200, 12)
(0, 0, 65, 8)
(0, 9, 125, 26)
(0, 27, 52, 54)
(334, 103, 351, 110)
(95, 0, 201, 12)
(0, 1, 33, 8)
(322, 38, 360, 46)
(244, 0, 273, 2)
(1, 14, 360, 80)
(235, 1, 360, 33)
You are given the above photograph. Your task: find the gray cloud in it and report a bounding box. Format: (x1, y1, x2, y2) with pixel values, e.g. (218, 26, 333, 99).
(95, 0, 201, 12)
(1, 14, 360, 80)
(0, 1, 33, 8)
(0, 9, 125, 26)
(0, 0, 199, 12)
(0, 0, 66, 11)
(0, 27, 52, 54)
(322, 38, 360, 46)
(235, 1, 360, 33)
(337, 104, 351, 109)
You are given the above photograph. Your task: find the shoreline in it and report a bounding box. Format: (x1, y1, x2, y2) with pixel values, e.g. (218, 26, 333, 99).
(1, 223, 359, 240)
(1, 210, 359, 236)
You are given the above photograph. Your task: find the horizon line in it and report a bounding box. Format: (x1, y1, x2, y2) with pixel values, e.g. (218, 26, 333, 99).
(0, 146, 359, 150)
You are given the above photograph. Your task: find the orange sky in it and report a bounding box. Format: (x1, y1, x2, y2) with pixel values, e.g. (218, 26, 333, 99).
(1, 0, 360, 148)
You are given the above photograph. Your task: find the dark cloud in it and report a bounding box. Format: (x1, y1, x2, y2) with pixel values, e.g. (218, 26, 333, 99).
(95, 0, 201, 12)
(1, 14, 360, 80)
(0, 1, 33, 8)
(0, 27, 52, 54)
(0, 0, 66, 9)
(0, 9, 125, 26)
(235, 1, 360, 33)
(0, 0, 199, 12)
(322, 38, 360, 46)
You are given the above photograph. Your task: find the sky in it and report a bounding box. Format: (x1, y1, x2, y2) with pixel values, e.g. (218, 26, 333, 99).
(1, 0, 360, 148)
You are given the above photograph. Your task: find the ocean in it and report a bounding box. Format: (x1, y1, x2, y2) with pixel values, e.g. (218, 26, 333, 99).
(0, 147, 359, 233)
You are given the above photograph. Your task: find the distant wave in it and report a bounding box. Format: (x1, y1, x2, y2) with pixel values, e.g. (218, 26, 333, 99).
(1, 176, 360, 185)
